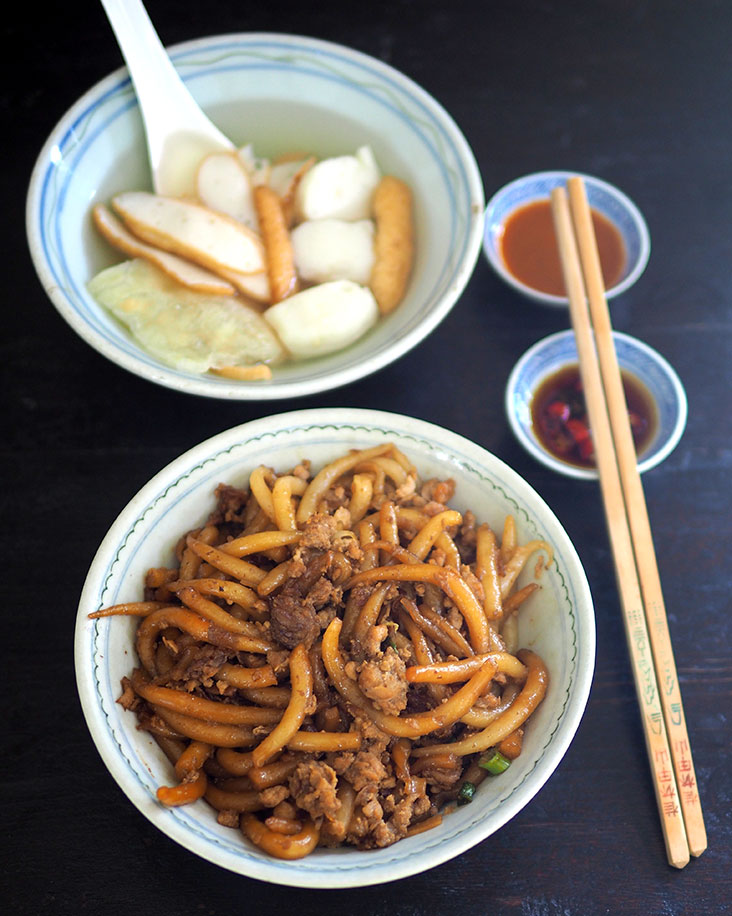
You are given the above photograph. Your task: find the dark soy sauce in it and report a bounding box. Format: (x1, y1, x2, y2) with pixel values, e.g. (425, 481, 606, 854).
(531, 364, 657, 469)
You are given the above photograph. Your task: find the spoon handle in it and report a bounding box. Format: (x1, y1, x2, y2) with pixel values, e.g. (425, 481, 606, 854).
(100, 0, 233, 194)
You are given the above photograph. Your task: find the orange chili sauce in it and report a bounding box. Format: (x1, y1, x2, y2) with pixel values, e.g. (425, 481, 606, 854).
(531, 364, 657, 469)
(500, 199, 626, 296)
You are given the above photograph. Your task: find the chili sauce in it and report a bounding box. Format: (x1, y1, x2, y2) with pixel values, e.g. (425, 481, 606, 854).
(531, 364, 657, 469)
(500, 199, 626, 296)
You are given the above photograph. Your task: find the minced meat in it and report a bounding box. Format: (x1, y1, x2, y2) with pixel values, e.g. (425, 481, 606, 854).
(357, 649, 408, 715)
(289, 760, 340, 823)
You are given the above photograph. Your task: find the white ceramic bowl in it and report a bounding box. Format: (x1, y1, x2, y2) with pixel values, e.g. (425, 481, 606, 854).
(75, 407, 595, 887)
(483, 170, 650, 307)
(26, 33, 484, 399)
(506, 330, 688, 479)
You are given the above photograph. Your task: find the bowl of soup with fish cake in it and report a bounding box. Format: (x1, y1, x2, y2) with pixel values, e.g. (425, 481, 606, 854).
(27, 33, 484, 399)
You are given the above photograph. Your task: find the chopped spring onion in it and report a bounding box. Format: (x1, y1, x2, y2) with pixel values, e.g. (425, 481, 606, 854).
(457, 781, 476, 805)
(479, 750, 511, 775)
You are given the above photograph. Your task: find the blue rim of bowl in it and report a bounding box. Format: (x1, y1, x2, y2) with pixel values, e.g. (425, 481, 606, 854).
(25, 33, 485, 400)
(505, 329, 688, 480)
(483, 170, 651, 308)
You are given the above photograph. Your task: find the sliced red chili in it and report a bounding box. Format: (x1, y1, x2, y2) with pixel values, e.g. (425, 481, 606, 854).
(566, 418, 591, 443)
(578, 436, 595, 460)
(547, 400, 570, 421)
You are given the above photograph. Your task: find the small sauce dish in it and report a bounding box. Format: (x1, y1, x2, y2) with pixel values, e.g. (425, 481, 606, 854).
(483, 171, 650, 307)
(505, 329, 687, 479)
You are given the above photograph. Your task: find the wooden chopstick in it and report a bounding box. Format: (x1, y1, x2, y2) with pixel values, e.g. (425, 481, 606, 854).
(566, 177, 707, 860)
(550, 183, 703, 868)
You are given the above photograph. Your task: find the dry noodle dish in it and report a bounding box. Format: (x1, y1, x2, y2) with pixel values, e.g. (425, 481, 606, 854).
(92, 444, 552, 859)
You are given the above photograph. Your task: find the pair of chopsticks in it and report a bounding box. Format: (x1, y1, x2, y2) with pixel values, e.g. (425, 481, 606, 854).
(550, 179, 706, 869)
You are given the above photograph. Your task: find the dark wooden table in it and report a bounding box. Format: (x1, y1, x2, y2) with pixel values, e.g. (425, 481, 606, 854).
(5, 1, 731, 913)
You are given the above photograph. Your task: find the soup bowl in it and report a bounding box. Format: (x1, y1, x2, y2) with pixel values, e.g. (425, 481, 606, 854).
(75, 407, 595, 887)
(26, 33, 484, 399)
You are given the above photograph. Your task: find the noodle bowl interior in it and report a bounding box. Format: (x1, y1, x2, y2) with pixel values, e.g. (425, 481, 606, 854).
(92, 444, 551, 859)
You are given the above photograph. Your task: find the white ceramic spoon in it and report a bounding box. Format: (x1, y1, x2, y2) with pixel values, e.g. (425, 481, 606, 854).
(100, 0, 234, 196)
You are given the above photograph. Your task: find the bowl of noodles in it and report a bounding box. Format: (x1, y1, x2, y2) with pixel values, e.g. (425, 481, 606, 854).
(26, 32, 484, 399)
(75, 408, 595, 887)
